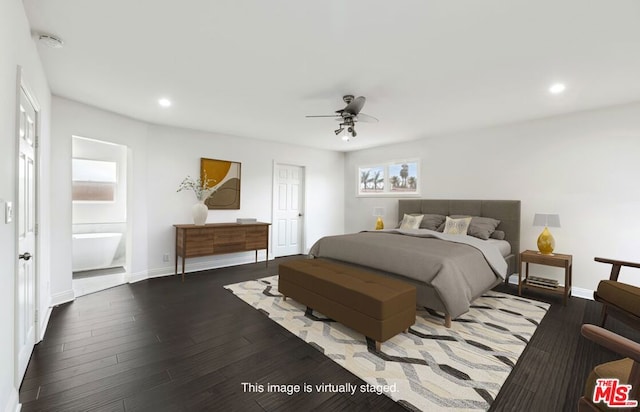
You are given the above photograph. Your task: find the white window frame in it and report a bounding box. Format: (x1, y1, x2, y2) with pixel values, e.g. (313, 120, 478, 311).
(357, 159, 420, 197)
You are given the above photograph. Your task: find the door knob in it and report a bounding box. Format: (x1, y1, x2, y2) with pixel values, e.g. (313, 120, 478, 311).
(298, 213, 304, 217)
(19, 252, 32, 261)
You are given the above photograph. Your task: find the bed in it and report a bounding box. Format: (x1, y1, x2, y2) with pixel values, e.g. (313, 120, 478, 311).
(308, 199, 521, 325)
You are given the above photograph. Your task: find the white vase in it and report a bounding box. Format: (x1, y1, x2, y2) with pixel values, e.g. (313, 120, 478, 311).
(192, 200, 208, 225)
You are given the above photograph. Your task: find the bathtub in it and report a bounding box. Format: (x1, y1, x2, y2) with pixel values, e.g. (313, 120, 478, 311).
(72, 232, 123, 272)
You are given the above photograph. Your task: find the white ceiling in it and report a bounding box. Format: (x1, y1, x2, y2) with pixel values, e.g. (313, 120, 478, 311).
(23, 0, 640, 152)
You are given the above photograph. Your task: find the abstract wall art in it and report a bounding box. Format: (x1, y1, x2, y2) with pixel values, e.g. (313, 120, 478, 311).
(200, 158, 241, 209)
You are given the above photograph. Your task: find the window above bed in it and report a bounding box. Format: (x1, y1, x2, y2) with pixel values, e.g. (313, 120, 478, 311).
(357, 159, 420, 197)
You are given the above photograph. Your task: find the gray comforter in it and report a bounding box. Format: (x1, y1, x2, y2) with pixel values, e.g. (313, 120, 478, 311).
(308, 229, 507, 318)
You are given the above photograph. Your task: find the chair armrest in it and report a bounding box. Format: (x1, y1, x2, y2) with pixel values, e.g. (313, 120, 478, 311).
(595, 257, 640, 269)
(595, 257, 640, 281)
(581, 324, 640, 363)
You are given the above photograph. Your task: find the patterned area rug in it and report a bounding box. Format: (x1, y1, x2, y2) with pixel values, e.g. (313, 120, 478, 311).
(225, 275, 549, 411)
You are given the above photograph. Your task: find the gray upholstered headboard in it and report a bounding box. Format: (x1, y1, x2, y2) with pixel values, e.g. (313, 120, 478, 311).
(398, 199, 521, 275)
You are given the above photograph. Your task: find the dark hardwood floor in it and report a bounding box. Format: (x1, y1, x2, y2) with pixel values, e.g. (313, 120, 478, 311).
(19, 256, 640, 411)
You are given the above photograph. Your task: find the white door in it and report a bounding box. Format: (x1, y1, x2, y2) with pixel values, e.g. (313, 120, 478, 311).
(273, 164, 304, 257)
(17, 80, 38, 382)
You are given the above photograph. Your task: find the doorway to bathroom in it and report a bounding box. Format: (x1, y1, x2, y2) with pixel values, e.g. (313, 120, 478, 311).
(71, 136, 128, 296)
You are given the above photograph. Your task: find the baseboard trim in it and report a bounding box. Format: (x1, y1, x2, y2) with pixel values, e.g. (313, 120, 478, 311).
(38, 305, 53, 342)
(131, 254, 273, 283)
(571, 286, 594, 300)
(506, 274, 594, 301)
(128, 270, 149, 284)
(50, 289, 74, 307)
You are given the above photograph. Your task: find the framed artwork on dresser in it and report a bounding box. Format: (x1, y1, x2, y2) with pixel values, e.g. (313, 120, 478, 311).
(200, 157, 241, 209)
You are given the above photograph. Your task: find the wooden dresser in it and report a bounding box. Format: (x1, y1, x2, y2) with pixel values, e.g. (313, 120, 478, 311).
(174, 222, 270, 281)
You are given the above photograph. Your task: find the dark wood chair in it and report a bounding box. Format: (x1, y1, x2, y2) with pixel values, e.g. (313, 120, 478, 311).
(578, 324, 640, 411)
(594, 257, 640, 330)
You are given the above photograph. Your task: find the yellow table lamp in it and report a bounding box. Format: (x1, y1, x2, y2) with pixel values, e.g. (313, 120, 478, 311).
(373, 207, 385, 230)
(533, 213, 561, 255)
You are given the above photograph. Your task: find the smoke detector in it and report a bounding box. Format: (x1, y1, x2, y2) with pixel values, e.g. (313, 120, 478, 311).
(37, 33, 64, 49)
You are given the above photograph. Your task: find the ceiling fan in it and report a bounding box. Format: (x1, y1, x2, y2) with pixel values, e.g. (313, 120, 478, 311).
(306, 95, 378, 140)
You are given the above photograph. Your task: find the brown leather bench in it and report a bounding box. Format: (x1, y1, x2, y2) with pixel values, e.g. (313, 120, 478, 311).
(278, 258, 416, 351)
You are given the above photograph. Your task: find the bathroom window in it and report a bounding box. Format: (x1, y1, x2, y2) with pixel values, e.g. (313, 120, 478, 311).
(72, 158, 117, 202)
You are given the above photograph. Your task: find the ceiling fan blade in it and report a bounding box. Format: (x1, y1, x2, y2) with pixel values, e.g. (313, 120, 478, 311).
(305, 114, 340, 118)
(355, 112, 379, 123)
(343, 96, 366, 115)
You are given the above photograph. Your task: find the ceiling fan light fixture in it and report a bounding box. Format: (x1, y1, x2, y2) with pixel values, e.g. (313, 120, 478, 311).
(307, 95, 376, 142)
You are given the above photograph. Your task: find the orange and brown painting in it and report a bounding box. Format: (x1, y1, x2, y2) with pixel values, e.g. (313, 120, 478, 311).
(200, 158, 241, 209)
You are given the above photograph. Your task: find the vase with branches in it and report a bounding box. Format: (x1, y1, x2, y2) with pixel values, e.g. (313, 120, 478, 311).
(177, 172, 218, 225)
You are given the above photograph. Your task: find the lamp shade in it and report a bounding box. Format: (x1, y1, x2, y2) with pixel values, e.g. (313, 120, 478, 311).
(533, 213, 560, 254)
(373, 207, 385, 230)
(533, 213, 561, 228)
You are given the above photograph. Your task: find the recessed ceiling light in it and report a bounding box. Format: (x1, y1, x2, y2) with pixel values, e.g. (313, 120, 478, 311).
(158, 98, 172, 107)
(549, 83, 566, 95)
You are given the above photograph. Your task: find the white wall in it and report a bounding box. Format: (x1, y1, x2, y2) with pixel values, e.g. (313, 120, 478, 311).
(50, 97, 345, 288)
(0, 1, 52, 411)
(51, 97, 149, 300)
(144, 124, 344, 276)
(345, 102, 640, 294)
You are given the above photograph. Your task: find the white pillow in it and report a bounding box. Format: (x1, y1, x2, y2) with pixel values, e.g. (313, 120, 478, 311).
(443, 216, 472, 235)
(399, 214, 423, 230)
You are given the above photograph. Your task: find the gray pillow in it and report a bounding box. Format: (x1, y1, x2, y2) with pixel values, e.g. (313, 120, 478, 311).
(490, 230, 506, 240)
(447, 215, 501, 240)
(397, 213, 445, 231)
(419, 214, 446, 231)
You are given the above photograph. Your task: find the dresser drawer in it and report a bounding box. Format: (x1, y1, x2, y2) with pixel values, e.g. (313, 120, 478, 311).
(245, 226, 267, 235)
(185, 228, 214, 242)
(245, 234, 267, 249)
(213, 228, 245, 245)
(184, 240, 214, 257)
(245, 226, 267, 248)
